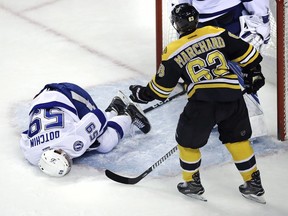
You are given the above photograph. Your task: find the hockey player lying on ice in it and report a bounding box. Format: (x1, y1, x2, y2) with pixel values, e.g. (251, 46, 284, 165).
(20, 82, 150, 177)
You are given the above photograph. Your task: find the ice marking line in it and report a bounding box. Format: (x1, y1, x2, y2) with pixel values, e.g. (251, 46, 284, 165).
(0, 3, 145, 75)
(20, 0, 62, 13)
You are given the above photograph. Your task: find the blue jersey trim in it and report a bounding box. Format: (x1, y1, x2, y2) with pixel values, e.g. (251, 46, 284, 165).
(29, 101, 77, 115)
(199, 3, 242, 19)
(107, 121, 124, 139)
(91, 109, 107, 132)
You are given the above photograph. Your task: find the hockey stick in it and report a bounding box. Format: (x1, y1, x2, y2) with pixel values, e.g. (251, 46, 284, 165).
(105, 146, 178, 184)
(143, 82, 186, 113)
(105, 84, 185, 184)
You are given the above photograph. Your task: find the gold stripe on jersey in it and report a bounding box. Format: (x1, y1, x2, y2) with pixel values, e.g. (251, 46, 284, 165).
(148, 75, 174, 99)
(232, 44, 259, 67)
(187, 79, 241, 98)
(232, 44, 253, 63)
(224, 74, 239, 79)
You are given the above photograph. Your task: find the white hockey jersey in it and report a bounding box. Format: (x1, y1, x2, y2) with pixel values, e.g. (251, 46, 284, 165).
(20, 90, 123, 166)
(171, 0, 270, 22)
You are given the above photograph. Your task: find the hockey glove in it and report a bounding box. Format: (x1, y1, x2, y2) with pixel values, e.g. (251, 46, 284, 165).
(239, 15, 270, 52)
(243, 65, 265, 94)
(129, 85, 153, 104)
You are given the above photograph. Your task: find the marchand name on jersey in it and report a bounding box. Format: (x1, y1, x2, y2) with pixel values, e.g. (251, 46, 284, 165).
(30, 130, 60, 147)
(174, 36, 225, 68)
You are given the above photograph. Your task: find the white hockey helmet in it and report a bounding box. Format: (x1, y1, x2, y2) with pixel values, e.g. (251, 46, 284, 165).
(38, 149, 72, 177)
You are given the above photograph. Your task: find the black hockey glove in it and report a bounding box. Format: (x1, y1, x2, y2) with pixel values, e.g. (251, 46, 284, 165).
(129, 85, 154, 104)
(243, 65, 265, 94)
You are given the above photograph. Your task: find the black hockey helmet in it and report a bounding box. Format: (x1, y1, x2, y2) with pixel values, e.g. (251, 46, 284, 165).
(171, 3, 199, 35)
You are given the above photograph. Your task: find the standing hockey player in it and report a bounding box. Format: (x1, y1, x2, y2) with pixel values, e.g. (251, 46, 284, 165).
(128, 4, 265, 203)
(168, 0, 271, 139)
(20, 82, 150, 177)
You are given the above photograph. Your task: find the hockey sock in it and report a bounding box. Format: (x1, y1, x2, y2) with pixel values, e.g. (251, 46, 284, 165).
(178, 144, 201, 182)
(225, 140, 258, 181)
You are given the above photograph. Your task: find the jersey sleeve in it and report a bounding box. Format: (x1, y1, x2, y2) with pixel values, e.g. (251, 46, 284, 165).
(146, 63, 181, 101)
(221, 30, 263, 70)
(73, 109, 107, 146)
(242, 0, 270, 16)
(146, 41, 185, 101)
(60, 108, 108, 158)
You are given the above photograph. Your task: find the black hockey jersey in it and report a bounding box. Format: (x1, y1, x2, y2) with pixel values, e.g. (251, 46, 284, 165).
(147, 26, 263, 102)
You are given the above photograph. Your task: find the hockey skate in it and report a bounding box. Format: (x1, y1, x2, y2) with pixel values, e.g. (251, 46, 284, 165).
(239, 170, 266, 204)
(105, 92, 128, 115)
(125, 102, 151, 134)
(177, 172, 207, 202)
(109, 91, 151, 134)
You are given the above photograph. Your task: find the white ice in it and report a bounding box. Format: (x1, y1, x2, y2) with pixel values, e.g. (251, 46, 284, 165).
(1, 0, 288, 215)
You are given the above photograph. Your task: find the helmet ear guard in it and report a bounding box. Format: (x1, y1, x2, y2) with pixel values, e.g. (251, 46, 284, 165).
(38, 149, 72, 177)
(171, 3, 199, 36)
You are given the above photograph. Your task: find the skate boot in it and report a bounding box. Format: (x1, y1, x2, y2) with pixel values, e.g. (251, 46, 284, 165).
(105, 91, 129, 115)
(125, 103, 151, 134)
(239, 170, 266, 204)
(177, 171, 206, 201)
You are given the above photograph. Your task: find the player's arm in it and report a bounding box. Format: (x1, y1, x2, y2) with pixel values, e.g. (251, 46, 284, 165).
(240, 0, 271, 51)
(73, 109, 107, 148)
(130, 58, 181, 103)
(221, 30, 262, 66)
(222, 30, 265, 94)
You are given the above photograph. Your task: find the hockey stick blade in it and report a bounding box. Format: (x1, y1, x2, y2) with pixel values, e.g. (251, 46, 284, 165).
(105, 168, 152, 185)
(105, 146, 178, 184)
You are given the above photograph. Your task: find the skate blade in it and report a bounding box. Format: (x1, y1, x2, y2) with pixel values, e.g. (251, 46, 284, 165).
(118, 90, 145, 115)
(242, 194, 266, 204)
(184, 193, 207, 202)
(117, 90, 130, 105)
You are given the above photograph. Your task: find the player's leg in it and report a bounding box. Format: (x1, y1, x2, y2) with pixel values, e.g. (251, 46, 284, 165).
(91, 115, 132, 153)
(177, 145, 205, 195)
(175, 100, 216, 195)
(218, 97, 265, 197)
(225, 141, 265, 197)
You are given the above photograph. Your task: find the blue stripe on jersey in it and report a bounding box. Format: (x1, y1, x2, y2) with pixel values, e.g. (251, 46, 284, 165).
(91, 109, 107, 132)
(199, 3, 242, 19)
(107, 121, 124, 139)
(41, 83, 98, 119)
(29, 101, 77, 115)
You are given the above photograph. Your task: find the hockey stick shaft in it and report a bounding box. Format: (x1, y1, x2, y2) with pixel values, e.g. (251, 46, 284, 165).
(143, 83, 186, 113)
(105, 146, 178, 184)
